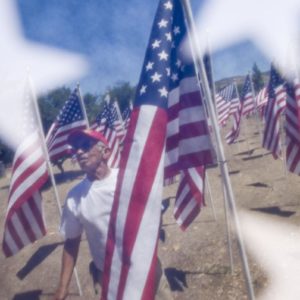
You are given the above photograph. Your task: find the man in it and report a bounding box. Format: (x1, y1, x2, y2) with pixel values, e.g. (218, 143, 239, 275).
(54, 129, 172, 300)
(54, 129, 117, 300)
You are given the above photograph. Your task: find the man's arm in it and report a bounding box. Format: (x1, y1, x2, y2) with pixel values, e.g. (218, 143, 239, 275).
(54, 236, 81, 300)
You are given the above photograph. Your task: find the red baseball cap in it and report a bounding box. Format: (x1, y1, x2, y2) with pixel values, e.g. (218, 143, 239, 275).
(68, 129, 109, 147)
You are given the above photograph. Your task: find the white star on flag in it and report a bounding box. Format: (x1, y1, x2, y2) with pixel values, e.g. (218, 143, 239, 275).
(152, 39, 161, 49)
(158, 86, 168, 97)
(158, 19, 168, 28)
(151, 72, 162, 82)
(140, 85, 147, 95)
(164, 1, 173, 10)
(158, 50, 168, 61)
(146, 62, 154, 71)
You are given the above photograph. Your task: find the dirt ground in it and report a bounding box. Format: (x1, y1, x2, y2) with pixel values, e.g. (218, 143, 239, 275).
(1, 117, 300, 300)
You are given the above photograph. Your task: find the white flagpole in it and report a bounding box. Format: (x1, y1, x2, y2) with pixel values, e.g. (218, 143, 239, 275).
(249, 72, 263, 144)
(204, 37, 237, 267)
(233, 81, 242, 152)
(181, 1, 255, 299)
(77, 83, 90, 128)
(28, 77, 83, 296)
(205, 173, 217, 221)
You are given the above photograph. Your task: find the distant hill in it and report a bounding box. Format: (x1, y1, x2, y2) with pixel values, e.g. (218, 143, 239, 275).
(215, 71, 270, 91)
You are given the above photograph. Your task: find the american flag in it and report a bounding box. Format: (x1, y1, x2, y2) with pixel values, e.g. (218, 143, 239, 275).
(2, 82, 49, 257)
(262, 65, 286, 158)
(255, 86, 268, 118)
(174, 166, 205, 230)
(223, 83, 242, 144)
(46, 87, 87, 162)
(215, 85, 233, 126)
(241, 75, 255, 116)
(285, 78, 300, 174)
(91, 102, 122, 168)
(101, 0, 214, 299)
(122, 105, 132, 132)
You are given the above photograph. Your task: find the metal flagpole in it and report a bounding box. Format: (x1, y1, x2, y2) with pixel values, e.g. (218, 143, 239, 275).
(233, 81, 241, 152)
(181, 1, 255, 299)
(28, 76, 83, 296)
(249, 72, 263, 144)
(205, 173, 217, 221)
(77, 83, 90, 128)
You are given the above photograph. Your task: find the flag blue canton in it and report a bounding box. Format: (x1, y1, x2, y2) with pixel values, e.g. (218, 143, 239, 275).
(269, 66, 285, 98)
(135, 0, 194, 109)
(57, 89, 84, 125)
(95, 101, 111, 124)
(240, 75, 251, 100)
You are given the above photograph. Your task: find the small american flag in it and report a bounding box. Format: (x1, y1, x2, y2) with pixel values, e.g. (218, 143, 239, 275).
(91, 102, 123, 168)
(46, 87, 87, 162)
(262, 65, 286, 158)
(101, 0, 214, 299)
(285, 78, 300, 174)
(256, 86, 268, 118)
(215, 85, 233, 126)
(2, 81, 48, 257)
(241, 75, 255, 116)
(222, 83, 241, 144)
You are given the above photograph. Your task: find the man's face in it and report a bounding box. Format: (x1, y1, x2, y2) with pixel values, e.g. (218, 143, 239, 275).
(73, 138, 105, 173)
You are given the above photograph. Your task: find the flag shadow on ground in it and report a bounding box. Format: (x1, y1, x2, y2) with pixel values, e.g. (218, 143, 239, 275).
(16, 242, 63, 280)
(219, 170, 240, 176)
(12, 290, 42, 300)
(164, 266, 229, 291)
(251, 206, 296, 218)
(247, 182, 270, 188)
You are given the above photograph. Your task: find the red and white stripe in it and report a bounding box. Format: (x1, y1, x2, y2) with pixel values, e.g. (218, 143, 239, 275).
(226, 101, 243, 144)
(285, 79, 300, 174)
(215, 93, 230, 126)
(262, 84, 286, 158)
(174, 166, 205, 230)
(102, 106, 166, 300)
(242, 92, 255, 116)
(229, 97, 240, 115)
(46, 120, 86, 161)
(164, 76, 214, 180)
(2, 130, 48, 257)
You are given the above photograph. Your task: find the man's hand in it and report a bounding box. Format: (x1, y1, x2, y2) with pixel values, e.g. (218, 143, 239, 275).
(53, 286, 68, 300)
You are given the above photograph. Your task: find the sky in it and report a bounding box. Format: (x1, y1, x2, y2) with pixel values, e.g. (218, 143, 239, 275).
(16, 0, 270, 95)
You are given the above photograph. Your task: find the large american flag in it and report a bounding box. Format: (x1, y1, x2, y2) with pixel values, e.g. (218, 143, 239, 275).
(262, 65, 286, 158)
(46, 87, 87, 162)
(285, 78, 300, 174)
(2, 83, 49, 257)
(241, 75, 255, 116)
(91, 101, 123, 168)
(101, 0, 214, 299)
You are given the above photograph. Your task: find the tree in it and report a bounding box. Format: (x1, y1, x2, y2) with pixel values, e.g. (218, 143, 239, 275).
(38, 86, 72, 134)
(104, 81, 135, 113)
(252, 63, 265, 92)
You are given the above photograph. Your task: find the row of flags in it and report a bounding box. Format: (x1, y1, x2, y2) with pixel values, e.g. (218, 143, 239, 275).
(3, 0, 216, 298)
(215, 63, 300, 176)
(3, 0, 300, 298)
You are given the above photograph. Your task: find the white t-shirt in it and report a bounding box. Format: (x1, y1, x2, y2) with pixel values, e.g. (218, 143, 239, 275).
(60, 168, 118, 271)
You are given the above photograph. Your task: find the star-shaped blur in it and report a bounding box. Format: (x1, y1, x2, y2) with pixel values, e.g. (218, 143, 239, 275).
(0, 0, 88, 149)
(240, 211, 300, 300)
(195, 0, 300, 76)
